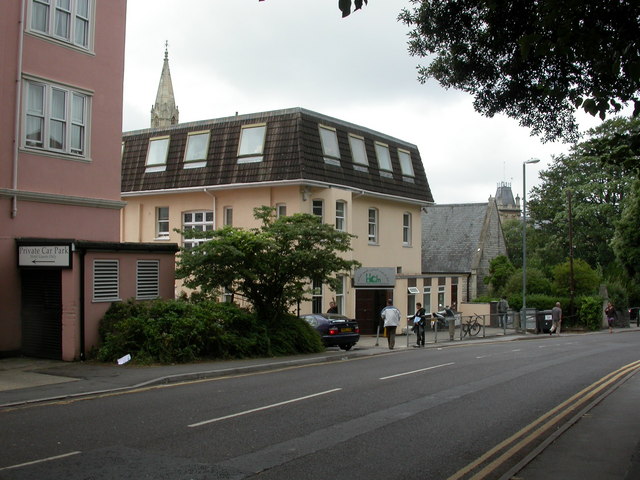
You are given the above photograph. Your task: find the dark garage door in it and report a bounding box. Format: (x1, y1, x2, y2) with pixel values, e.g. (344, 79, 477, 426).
(21, 269, 62, 359)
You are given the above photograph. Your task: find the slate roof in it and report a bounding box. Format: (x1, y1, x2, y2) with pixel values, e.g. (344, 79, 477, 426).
(121, 108, 433, 204)
(421, 203, 491, 273)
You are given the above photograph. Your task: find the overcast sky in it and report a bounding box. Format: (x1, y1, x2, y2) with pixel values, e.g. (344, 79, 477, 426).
(122, 0, 603, 204)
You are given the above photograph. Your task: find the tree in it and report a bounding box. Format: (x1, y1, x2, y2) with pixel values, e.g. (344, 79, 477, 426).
(258, 0, 368, 18)
(552, 258, 600, 297)
(527, 119, 636, 272)
(399, 1, 640, 143)
(176, 207, 361, 326)
(484, 255, 515, 295)
(611, 179, 640, 280)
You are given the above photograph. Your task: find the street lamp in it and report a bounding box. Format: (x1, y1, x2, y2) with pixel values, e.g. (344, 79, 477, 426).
(522, 158, 540, 334)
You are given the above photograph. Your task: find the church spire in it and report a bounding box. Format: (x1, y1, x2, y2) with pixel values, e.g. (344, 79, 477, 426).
(151, 41, 179, 128)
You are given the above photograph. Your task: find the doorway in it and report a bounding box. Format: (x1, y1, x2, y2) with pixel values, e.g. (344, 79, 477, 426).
(355, 289, 393, 334)
(21, 269, 62, 359)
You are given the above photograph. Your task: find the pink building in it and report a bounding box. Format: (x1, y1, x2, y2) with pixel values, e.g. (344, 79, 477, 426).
(0, 1, 177, 361)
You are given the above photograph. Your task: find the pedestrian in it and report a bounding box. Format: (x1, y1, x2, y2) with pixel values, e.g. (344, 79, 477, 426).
(381, 298, 401, 350)
(327, 301, 338, 314)
(497, 296, 509, 329)
(412, 302, 426, 347)
(550, 302, 562, 335)
(605, 302, 616, 334)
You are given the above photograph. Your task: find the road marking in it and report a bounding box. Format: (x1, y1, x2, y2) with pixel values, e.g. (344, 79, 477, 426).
(188, 388, 342, 427)
(446, 359, 640, 480)
(379, 362, 454, 380)
(0, 451, 81, 471)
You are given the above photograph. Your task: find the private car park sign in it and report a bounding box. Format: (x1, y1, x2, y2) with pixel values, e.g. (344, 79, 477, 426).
(18, 244, 72, 268)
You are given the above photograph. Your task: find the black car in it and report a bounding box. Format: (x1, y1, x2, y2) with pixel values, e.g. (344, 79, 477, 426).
(300, 313, 360, 351)
(629, 307, 639, 327)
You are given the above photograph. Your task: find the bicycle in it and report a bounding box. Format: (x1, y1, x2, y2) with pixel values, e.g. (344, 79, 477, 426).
(462, 314, 482, 337)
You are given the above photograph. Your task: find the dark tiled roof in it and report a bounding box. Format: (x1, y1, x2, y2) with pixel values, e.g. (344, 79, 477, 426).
(121, 108, 433, 203)
(421, 203, 490, 273)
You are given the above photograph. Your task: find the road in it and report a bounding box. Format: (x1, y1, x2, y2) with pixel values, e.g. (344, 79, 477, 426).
(1, 333, 638, 480)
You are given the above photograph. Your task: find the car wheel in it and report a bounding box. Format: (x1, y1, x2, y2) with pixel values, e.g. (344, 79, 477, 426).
(340, 344, 353, 351)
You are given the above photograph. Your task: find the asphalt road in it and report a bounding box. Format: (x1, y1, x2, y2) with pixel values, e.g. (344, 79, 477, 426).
(1, 333, 638, 480)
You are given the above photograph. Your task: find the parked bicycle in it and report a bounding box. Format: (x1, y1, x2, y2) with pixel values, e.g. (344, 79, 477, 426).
(462, 314, 482, 337)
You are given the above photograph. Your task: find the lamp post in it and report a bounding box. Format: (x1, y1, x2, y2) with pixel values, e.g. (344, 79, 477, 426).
(522, 158, 540, 334)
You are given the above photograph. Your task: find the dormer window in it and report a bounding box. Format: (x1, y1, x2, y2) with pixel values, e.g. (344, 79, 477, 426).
(398, 149, 415, 178)
(145, 136, 169, 173)
(348, 134, 368, 171)
(238, 124, 266, 164)
(184, 130, 209, 169)
(319, 125, 340, 166)
(375, 142, 393, 177)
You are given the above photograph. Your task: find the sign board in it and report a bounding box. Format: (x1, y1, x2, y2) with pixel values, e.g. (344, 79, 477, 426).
(353, 267, 396, 287)
(18, 245, 72, 268)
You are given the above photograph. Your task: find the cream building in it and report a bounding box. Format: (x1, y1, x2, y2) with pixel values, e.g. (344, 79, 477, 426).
(120, 53, 438, 334)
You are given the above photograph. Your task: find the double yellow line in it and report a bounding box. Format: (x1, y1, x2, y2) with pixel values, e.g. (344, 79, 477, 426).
(448, 360, 640, 480)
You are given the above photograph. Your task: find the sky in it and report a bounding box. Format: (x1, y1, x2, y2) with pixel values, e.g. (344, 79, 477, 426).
(122, 0, 604, 205)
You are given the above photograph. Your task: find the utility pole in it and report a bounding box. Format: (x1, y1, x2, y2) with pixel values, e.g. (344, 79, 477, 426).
(567, 190, 576, 320)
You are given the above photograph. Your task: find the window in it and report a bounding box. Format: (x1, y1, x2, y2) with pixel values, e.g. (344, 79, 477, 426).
(182, 211, 214, 249)
(276, 204, 287, 218)
(398, 149, 415, 177)
(184, 131, 209, 168)
(223, 207, 233, 226)
(29, 0, 93, 50)
(156, 207, 169, 239)
(375, 142, 393, 173)
(348, 134, 368, 168)
(335, 276, 345, 314)
(407, 278, 417, 316)
(423, 286, 432, 313)
(93, 259, 119, 302)
(312, 279, 322, 314)
(335, 201, 346, 231)
(145, 136, 170, 173)
(368, 208, 378, 244)
(312, 199, 324, 222)
(319, 125, 340, 166)
(238, 124, 266, 164)
(402, 212, 412, 246)
(136, 260, 159, 300)
(24, 79, 89, 157)
(438, 277, 446, 309)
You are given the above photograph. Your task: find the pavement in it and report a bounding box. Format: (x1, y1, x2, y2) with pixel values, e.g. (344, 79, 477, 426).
(1, 326, 639, 479)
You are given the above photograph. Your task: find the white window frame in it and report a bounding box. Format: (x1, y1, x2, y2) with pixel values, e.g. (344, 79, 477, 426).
(403, 212, 412, 246)
(93, 259, 119, 302)
(423, 286, 432, 314)
(398, 148, 415, 177)
(182, 210, 214, 249)
(318, 125, 341, 166)
(223, 206, 233, 226)
(145, 136, 170, 173)
(312, 199, 324, 222)
(28, 0, 94, 51)
(238, 123, 266, 164)
(156, 207, 169, 240)
(348, 134, 368, 167)
(368, 208, 378, 244)
(312, 279, 323, 314)
(276, 203, 287, 218)
(136, 260, 160, 300)
(375, 141, 393, 173)
(335, 276, 345, 314)
(335, 200, 346, 231)
(184, 130, 209, 169)
(23, 78, 89, 158)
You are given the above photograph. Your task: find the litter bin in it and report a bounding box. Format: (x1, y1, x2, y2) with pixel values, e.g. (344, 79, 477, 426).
(536, 310, 553, 334)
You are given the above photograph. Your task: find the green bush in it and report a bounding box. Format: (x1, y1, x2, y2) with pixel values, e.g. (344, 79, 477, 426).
(96, 299, 324, 364)
(577, 296, 602, 331)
